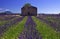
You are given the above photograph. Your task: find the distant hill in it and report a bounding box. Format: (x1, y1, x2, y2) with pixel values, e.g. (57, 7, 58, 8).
(0, 11, 13, 15)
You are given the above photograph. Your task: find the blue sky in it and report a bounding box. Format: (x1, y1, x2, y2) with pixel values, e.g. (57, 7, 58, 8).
(0, 0, 60, 14)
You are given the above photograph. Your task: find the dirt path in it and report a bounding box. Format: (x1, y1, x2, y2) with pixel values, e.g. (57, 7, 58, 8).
(19, 16, 42, 39)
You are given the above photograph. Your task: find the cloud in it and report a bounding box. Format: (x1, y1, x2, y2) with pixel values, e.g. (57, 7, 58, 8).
(0, 8, 4, 12)
(0, 8, 10, 11)
(0, 8, 11, 13)
(5, 9, 10, 11)
(0, 8, 3, 11)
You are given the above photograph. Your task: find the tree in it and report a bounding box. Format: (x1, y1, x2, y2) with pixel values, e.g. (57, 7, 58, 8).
(24, 3, 31, 7)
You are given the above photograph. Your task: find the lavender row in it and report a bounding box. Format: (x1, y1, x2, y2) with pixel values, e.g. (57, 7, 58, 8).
(0, 16, 24, 37)
(37, 15, 60, 32)
(0, 16, 21, 26)
(0, 15, 18, 21)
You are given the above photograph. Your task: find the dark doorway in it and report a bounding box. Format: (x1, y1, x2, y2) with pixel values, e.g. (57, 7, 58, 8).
(28, 12, 31, 16)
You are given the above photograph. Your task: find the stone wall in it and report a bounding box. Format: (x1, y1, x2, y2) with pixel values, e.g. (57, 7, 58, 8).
(21, 6, 37, 16)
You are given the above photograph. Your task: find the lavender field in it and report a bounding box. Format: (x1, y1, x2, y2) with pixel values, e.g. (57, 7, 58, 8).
(0, 14, 60, 39)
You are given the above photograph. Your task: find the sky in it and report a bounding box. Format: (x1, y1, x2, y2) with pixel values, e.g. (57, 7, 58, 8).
(0, 0, 60, 14)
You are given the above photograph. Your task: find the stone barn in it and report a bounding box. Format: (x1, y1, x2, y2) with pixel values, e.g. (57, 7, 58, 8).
(21, 3, 37, 16)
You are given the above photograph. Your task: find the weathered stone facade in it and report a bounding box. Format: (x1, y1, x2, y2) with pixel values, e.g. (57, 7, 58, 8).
(21, 4, 37, 16)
